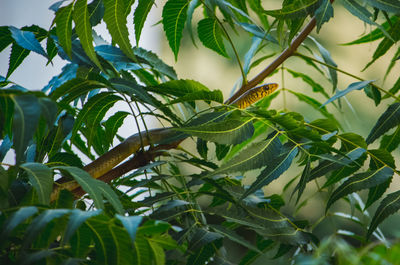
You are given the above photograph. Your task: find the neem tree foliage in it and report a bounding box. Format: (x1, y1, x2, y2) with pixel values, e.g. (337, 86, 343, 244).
(1, 0, 400, 264)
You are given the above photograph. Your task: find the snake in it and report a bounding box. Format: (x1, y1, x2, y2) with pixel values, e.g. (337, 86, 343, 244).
(232, 83, 279, 109)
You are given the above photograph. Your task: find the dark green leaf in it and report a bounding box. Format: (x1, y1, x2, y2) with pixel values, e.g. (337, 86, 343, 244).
(133, 47, 177, 79)
(0, 26, 12, 53)
(12, 94, 42, 164)
(294, 158, 311, 204)
(20, 163, 52, 205)
(367, 190, 400, 239)
(366, 102, 400, 144)
(188, 228, 223, 251)
(210, 224, 260, 252)
(88, 0, 104, 26)
(326, 167, 393, 212)
(321, 80, 374, 107)
(286, 68, 329, 98)
(197, 18, 228, 57)
(366, 179, 391, 209)
(50, 78, 106, 103)
(242, 145, 298, 199)
(169, 90, 223, 105)
(116, 215, 143, 243)
(6, 43, 30, 78)
(134, 0, 155, 45)
(103, 111, 129, 146)
(236, 22, 278, 44)
(73, 0, 103, 70)
(162, 0, 189, 60)
(364, 0, 400, 14)
(197, 138, 208, 160)
(63, 209, 101, 244)
(103, 0, 136, 60)
(315, 0, 334, 32)
(9, 26, 47, 58)
(364, 84, 381, 106)
(380, 125, 400, 152)
(56, 3, 74, 58)
(265, 0, 319, 18)
(0, 206, 38, 239)
(150, 79, 210, 97)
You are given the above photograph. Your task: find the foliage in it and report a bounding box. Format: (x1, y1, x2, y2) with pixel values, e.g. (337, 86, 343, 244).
(1, 0, 400, 264)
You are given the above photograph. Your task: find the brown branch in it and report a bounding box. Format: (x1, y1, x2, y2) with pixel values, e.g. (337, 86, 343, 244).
(225, 17, 317, 104)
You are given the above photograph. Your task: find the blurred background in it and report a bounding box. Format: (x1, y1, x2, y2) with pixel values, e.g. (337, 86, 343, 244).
(1, 0, 400, 253)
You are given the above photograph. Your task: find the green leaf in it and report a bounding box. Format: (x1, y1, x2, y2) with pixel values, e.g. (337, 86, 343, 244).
(294, 157, 311, 204)
(367, 190, 400, 239)
(134, 0, 155, 45)
(38, 97, 58, 128)
(103, 111, 129, 146)
(209, 132, 282, 177)
(50, 78, 106, 104)
(6, 43, 30, 78)
(364, 19, 400, 69)
(56, 166, 123, 213)
(366, 178, 391, 209)
(88, 0, 105, 26)
(243, 37, 262, 76)
(326, 167, 394, 212)
(364, 0, 400, 14)
(176, 117, 254, 145)
(116, 215, 143, 243)
(366, 102, 400, 144)
(197, 138, 208, 159)
(197, 17, 228, 57)
(162, 0, 189, 60)
(56, 3, 74, 58)
(380, 125, 400, 152)
(20, 163, 52, 205)
(265, 0, 319, 18)
(0, 206, 38, 239)
(0, 26, 13, 53)
(242, 145, 298, 199)
(73, 0, 103, 70)
(239, 239, 274, 265)
(12, 94, 42, 164)
(147, 238, 165, 265)
(63, 209, 101, 244)
(315, 0, 334, 32)
(364, 84, 381, 106)
(236, 22, 278, 44)
(23, 209, 70, 248)
(188, 228, 223, 251)
(150, 79, 210, 97)
(321, 80, 374, 107)
(286, 68, 329, 99)
(210, 224, 260, 252)
(133, 47, 177, 79)
(169, 90, 223, 105)
(72, 92, 122, 147)
(9, 26, 48, 58)
(103, 0, 136, 60)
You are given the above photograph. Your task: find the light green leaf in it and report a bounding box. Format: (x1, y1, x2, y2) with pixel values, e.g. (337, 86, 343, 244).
(147, 239, 165, 265)
(134, 0, 155, 45)
(56, 3, 74, 58)
(20, 163, 52, 205)
(242, 145, 298, 199)
(326, 167, 394, 212)
(176, 117, 255, 145)
(366, 102, 400, 144)
(103, 0, 136, 60)
(12, 94, 42, 164)
(315, 0, 334, 32)
(265, 0, 319, 18)
(197, 18, 228, 57)
(367, 189, 400, 239)
(162, 0, 189, 60)
(73, 0, 103, 70)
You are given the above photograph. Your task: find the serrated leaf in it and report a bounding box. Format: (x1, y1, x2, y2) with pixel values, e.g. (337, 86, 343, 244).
(242, 145, 298, 199)
(162, 0, 189, 60)
(188, 228, 223, 251)
(116, 215, 143, 243)
(0, 26, 13, 53)
(73, 0, 103, 70)
(197, 17, 228, 57)
(169, 90, 223, 105)
(6, 43, 30, 78)
(133, 47, 177, 79)
(326, 167, 393, 212)
(103, 0, 136, 60)
(366, 178, 391, 209)
(321, 80, 374, 107)
(95, 44, 135, 63)
(103, 111, 129, 145)
(286, 68, 329, 99)
(63, 209, 101, 244)
(56, 3, 74, 58)
(239, 239, 274, 265)
(88, 0, 104, 26)
(367, 190, 400, 239)
(315, 0, 334, 32)
(1, 206, 38, 239)
(9, 26, 47, 58)
(23, 209, 70, 248)
(364, 84, 381, 106)
(134, 0, 155, 45)
(197, 138, 208, 159)
(50, 78, 106, 104)
(150, 79, 210, 97)
(265, 0, 319, 18)
(366, 102, 400, 144)
(72, 92, 122, 147)
(209, 132, 282, 177)
(380, 125, 400, 152)
(364, 0, 400, 14)
(56, 166, 123, 213)
(12, 94, 42, 164)
(294, 158, 311, 204)
(210, 224, 260, 252)
(20, 163, 52, 205)
(176, 117, 254, 145)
